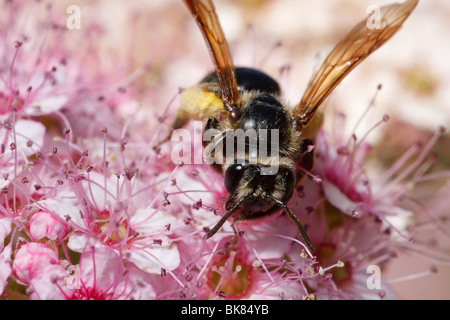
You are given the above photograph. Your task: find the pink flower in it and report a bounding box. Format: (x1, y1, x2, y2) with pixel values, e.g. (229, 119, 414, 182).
(307, 212, 394, 299)
(12, 243, 59, 285)
(64, 169, 182, 275)
(29, 211, 69, 241)
(27, 246, 157, 300)
(31, 155, 183, 279)
(69, 246, 157, 300)
(315, 111, 446, 241)
(66, 207, 181, 276)
(200, 240, 260, 300)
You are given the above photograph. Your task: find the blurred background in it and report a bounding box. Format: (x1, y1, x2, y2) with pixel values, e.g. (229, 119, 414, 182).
(36, 0, 450, 299)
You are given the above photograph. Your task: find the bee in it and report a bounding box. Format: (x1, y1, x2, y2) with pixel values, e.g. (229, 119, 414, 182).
(174, 0, 418, 251)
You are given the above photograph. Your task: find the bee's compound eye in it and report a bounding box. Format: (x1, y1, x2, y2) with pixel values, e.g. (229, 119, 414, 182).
(282, 169, 295, 203)
(224, 163, 246, 194)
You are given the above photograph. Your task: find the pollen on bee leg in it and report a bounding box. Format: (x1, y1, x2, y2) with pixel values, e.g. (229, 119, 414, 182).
(179, 83, 225, 120)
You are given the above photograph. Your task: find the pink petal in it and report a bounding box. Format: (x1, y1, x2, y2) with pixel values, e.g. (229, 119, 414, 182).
(29, 264, 72, 300)
(79, 246, 123, 291)
(246, 215, 297, 259)
(113, 266, 157, 300)
(0, 218, 11, 252)
(29, 211, 69, 241)
(0, 244, 12, 295)
(12, 243, 59, 284)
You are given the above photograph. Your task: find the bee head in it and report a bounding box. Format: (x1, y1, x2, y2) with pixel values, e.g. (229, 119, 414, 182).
(224, 162, 295, 214)
(208, 160, 314, 252)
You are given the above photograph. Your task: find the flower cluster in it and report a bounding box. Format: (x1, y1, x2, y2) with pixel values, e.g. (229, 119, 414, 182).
(0, 1, 448, 300)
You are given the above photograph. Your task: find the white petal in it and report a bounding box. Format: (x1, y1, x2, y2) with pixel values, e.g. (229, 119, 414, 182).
(165, 170, 217, 206)
(67, 233, 102, 252)
(27, 95, 68, 115)
(191, 207, 233, 235)
(0, 119, 45, 158)
(127, 237, 180, 274)
(322, 180, 359, 216)
(0, 167, 14, 189)
(131, 208, 176, 235)
(0, 120, 45, 188)
(13, 119, 46, 156)
(246, 215, 297, 259)
(38, 197, 84, 228)
(82, 171, 117, 211)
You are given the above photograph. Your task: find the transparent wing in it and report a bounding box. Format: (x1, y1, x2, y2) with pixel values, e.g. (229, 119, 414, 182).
(293, 0, 418, 127)
(183, 0, 241, 116)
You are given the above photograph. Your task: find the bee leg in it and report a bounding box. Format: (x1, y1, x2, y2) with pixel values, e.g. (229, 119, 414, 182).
(203, 117, 220, 142)
(285, 206, 315, 252)
(229, 221, 240, 246)
(205, 196, 248, 240)
(204, 117, 223, 174)
(269, 196, 315, 252)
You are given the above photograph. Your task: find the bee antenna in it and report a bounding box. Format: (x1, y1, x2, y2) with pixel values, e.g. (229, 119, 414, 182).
(205, 197, 246, 239)
(270, 196, 316, 252)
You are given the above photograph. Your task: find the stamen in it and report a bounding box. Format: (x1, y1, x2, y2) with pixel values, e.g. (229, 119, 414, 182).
(385, 265, 438, 283)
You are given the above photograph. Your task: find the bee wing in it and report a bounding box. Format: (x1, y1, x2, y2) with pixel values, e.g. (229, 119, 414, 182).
(183, 0, 241, 116)
(293, 0, 418, 128)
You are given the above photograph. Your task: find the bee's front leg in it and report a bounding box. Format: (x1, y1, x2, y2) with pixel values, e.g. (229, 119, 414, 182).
(203, 116, 224, 175)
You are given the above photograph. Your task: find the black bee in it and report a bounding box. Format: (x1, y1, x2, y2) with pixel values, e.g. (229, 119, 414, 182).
(173, 0, 418, 252)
